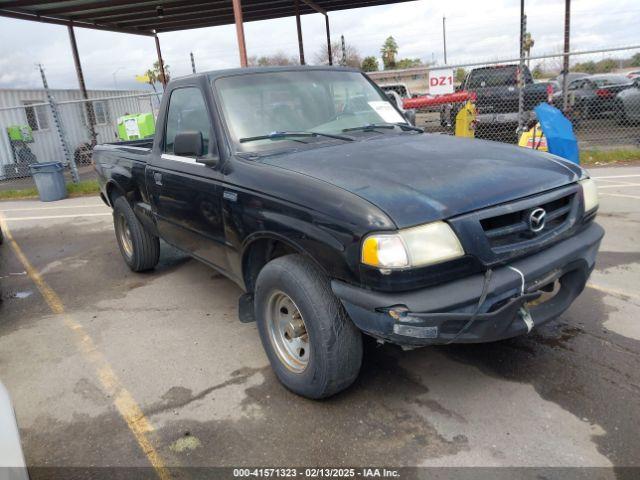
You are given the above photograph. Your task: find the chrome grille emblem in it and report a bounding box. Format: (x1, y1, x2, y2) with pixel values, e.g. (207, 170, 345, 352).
(528, 208, 547, 233)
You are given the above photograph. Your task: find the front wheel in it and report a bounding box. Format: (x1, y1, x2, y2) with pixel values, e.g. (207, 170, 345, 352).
(255, 254, 363, 399)
(113, 196, 160, 272)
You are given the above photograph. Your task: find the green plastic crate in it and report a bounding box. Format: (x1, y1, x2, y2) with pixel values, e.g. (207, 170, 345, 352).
(117, 113, 155, 141)
(7, 125, 34, 142)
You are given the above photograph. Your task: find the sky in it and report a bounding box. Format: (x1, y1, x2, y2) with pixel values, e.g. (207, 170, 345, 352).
(0, 0, 638, 92)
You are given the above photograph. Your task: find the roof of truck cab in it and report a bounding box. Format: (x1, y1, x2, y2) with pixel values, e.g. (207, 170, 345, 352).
(184, 65, 362, 82)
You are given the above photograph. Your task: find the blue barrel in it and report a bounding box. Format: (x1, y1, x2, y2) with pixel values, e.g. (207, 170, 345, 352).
(29, 162, 67, 202)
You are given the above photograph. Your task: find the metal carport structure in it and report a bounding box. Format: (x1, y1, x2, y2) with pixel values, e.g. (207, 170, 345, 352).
(0, 0, 415, 80)
(0, 0, 414, 154)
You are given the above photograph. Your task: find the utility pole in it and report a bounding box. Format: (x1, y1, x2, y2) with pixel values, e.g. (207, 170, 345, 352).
(442, 16, 447, 64)
(190, 52, 196, 74)
(517, 0, 526, 135)
(341, 35, 347, 66)
(562, 0, 571, 112)
(38, 64, 79, 184)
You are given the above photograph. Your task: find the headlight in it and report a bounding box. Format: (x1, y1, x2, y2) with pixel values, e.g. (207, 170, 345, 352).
(361, 221, 464, 270)
(579, 178, 599, 213)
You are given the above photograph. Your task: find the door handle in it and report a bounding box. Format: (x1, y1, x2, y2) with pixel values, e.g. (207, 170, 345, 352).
(153, 172, 163, 186)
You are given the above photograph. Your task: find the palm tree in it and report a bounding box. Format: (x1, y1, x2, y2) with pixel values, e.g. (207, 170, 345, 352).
(381, 36, 398, 70)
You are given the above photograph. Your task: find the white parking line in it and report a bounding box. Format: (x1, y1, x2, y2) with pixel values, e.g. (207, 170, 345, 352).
(600, 193, 640, 200)
(594, 178, 640, 185)
(597, 183, 640, 189)
(4, 213, 112, 221)
(0, 204, 106, 213)
(592, 174, 640, 179)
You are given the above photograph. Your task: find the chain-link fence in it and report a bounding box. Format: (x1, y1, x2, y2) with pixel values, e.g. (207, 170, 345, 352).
(375, 46, 640, 154)
(0, 90, 161, 187)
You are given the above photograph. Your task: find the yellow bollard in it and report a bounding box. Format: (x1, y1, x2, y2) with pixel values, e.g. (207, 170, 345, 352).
(454, 100, 477, 138)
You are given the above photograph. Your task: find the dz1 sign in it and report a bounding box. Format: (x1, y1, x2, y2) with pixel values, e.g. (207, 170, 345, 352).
(429, 68, 454, 95)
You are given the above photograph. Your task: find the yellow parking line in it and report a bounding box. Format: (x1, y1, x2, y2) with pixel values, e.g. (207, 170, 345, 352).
(0, 214, 171, 480)
(587, 282, 640, 302)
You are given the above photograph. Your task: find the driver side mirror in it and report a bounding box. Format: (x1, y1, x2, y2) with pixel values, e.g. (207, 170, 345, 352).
(174, 130, 219, 167)
(174, 130, 203, 157)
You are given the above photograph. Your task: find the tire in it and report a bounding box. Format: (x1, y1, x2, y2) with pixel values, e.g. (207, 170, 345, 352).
(254, 254, 363, 399)
(615, 100, 629, 126)
(112, 196, 160, 272)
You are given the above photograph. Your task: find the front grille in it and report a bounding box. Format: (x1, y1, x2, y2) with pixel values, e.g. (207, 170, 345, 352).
(480, 193, 575, 249)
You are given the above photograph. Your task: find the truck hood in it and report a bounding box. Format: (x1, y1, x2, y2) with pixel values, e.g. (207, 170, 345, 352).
(260, 133, 582, 229)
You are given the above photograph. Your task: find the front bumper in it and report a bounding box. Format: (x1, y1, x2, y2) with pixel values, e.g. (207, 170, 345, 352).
(476, 110, 534, 126)
(332, 222, 604, 346)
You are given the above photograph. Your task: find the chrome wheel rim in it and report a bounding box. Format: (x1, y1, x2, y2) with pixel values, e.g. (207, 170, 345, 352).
(266, 290, 309, 373)
(116, 213, 133, 259)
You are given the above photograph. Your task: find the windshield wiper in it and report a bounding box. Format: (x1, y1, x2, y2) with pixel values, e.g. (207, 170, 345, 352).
(239, 131, 354, 143)
(342, 123, 424, 133)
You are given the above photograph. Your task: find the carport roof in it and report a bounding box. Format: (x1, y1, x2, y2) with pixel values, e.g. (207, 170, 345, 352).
(0, 0, 415, 35)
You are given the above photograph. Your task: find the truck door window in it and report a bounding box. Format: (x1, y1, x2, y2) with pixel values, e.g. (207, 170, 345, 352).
(164, 87, 211, 155)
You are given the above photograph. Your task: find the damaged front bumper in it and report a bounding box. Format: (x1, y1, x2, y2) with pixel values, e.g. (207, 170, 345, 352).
(332, 222, 604, 346)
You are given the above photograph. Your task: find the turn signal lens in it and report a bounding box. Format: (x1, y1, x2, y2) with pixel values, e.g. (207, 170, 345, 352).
(361, 235, 409, 268)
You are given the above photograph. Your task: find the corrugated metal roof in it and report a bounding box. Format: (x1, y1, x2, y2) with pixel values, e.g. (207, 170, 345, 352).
(0, 0, 415, 35)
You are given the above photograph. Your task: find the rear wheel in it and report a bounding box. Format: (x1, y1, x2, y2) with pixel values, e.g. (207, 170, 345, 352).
(616, 99, 629, 126)
(255, 254, 363, 399)
(113, 196, 159, 272)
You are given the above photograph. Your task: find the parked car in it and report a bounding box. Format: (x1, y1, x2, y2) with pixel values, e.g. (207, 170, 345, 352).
(554, 72, 589, 89)
(627, 70, 640, 80)
(0, 382, 29, 480)
(553, 74, 634, 119)
(616, 77, 640, 124)
(95, 66, 603, 399)
(441, 64, 550, 141)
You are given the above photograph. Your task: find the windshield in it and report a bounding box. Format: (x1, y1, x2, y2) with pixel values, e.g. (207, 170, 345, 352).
(592, 76, 633, 87)
(213, 70, 408, 151)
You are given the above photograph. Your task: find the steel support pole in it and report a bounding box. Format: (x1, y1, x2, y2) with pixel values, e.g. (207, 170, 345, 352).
(67, 24, 97, 146)
(190, 51, 196, 73)
(325, 14, 332, 65)
(232, 0, 248, 67)
(517, 0, 526, 135)
(154, 34, 167, 88)
(294, 0, 305, 65)
(442, 16, 447, 64)
(562, 0, 571, 112)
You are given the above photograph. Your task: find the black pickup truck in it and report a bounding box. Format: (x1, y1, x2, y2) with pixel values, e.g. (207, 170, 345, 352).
(95, 66, 603, 399)
(442, 64, 550, 141)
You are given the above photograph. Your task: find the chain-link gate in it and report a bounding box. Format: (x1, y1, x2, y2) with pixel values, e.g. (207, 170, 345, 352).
(378, 46, 640, 155)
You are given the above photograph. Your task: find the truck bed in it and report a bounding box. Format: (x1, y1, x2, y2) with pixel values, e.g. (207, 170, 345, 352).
(94, 139, 152, 164)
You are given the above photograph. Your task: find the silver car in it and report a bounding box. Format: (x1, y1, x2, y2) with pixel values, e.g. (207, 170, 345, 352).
(617, 77, 640, 124)
(0, 382, 28, 480)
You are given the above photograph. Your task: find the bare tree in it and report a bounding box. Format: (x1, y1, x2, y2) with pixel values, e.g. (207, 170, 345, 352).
(314, 41, 362, 68)
(247, 52, 299, 67)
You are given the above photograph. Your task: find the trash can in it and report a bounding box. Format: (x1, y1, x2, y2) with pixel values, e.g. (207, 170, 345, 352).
(29, 162, 67, 202)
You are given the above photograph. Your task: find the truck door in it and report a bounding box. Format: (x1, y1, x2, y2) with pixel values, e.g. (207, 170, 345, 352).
(147, 86, 229, 272)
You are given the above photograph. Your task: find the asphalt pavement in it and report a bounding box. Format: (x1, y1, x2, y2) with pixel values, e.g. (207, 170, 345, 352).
(0, 165, 639, 476)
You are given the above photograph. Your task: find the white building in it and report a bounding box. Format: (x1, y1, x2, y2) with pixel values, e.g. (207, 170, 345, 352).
(0, 88, 160, 178)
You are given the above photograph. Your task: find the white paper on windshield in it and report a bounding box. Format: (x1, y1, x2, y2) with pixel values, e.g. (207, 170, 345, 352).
(368, 101, 405, 123)
(124, 118, 140, 137)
